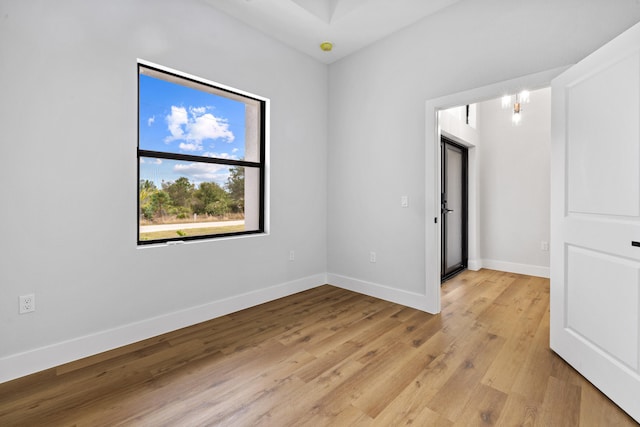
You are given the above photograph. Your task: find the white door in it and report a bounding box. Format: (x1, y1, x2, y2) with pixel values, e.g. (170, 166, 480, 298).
(551, 22, 640, 422)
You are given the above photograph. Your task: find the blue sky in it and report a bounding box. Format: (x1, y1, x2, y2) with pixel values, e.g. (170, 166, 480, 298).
(139, 73, 246, 188)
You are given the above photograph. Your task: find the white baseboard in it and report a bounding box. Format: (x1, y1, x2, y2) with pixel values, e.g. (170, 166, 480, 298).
(327, 273, 434, 313)
(480, 259, 550, 278)
(467, 259, 482, 271)
(0, 274, 326, 384)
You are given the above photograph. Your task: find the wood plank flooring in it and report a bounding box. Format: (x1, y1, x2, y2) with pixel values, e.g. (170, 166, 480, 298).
(0, 269, 637, 426)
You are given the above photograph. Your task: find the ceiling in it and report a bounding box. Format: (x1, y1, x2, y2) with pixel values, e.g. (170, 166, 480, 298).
(204, 0, 461, 64)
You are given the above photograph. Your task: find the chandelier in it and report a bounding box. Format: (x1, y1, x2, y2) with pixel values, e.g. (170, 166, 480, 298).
(502, 90, 530, 125)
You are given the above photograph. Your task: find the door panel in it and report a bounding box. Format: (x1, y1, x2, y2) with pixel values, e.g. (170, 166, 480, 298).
(567, 54, 640, 216)
(551, 21, 640, 422)
(441, 137, 467, 280)
(566, 245, 639, 370)
(445, 145, 463, 270)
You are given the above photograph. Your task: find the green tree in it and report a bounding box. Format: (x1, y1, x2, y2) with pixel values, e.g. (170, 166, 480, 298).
(206, 200, 230, 216)
(225, 167, 245, 213)
(150, 190, 171, 220)
(162, 177, 194, 209)
(139, 180, 157, 220)
(193, 181, 230, 216)
(139, 179, 157, 202)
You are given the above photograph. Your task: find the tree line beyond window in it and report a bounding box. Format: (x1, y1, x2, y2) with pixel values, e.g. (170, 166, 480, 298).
(138, 63, 266, 245)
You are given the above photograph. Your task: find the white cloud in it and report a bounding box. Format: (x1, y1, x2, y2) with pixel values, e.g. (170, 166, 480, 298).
(139, 158, 162, 165)
(190, 106, 207, 115)
(232, 148, 239, 153)
(179, 142, 200, 151)
(164, 105, 234, 151)
(147, 116, 155, 126)
(173, 162, 229, 185)
(189, 113, 234, 143)
(166, 106, 188, 140)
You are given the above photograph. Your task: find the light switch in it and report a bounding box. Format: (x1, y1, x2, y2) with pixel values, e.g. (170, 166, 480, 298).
(401, 196, 409, 208)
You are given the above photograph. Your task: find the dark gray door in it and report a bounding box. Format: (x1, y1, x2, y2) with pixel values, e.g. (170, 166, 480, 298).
(441, 137, 468, 281)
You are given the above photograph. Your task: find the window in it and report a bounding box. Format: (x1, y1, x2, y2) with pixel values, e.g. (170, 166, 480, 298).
(138, 63, 266, 245)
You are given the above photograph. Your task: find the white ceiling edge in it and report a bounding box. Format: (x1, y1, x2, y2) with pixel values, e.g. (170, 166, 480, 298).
(204, 0, 461, 64)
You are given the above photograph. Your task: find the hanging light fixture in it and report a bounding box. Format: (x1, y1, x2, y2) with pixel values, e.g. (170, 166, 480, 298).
(502, 90, 530, 125)
(512, 95, 522, 125)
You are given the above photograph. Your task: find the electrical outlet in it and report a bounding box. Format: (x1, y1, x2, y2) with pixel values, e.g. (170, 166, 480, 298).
(401, 196, 409, 208)
(541, 241, 549, 251)
(289, 250, 295, 261)
(19, 294, 35, 314)
(370, 251, 377, 263)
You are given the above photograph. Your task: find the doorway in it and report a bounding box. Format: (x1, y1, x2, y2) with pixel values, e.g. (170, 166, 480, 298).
(441, 136, 468, 281)
(422, 67, 562, 314)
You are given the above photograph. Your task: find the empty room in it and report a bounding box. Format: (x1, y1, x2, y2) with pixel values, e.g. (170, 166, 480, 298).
(1, 0, 640, 425)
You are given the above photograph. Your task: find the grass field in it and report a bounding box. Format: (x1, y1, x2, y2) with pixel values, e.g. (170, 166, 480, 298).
(140, 224, 245, 241)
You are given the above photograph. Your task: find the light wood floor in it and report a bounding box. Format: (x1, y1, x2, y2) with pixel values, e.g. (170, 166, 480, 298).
(1, 269, 637, 426)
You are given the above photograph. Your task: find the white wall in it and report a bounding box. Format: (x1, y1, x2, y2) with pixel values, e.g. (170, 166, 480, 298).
(0, 0, 328, 382)
(327, 0, 640, 308)
(477, 88, 551, 277)
(439, 106, 479, 146)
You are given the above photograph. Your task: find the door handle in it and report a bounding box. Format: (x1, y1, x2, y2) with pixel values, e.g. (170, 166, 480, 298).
(632, 241, 640, 247)
(443, 208, 454, 214)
